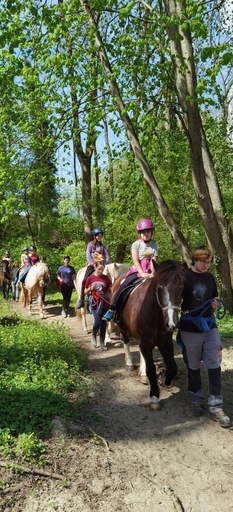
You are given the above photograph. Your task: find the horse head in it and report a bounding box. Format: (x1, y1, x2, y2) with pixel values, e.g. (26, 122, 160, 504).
(1, 260, 9, 273)
(155, 260, 186, 332)
(38, 276, 46, 288)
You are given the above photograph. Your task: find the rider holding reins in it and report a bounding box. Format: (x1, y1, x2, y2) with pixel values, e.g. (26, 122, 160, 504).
(76, 228, 110, 309)
(103, 219, 158, 321)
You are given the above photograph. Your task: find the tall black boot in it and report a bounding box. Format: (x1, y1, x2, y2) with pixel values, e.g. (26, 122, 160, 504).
(91, 327, 99, 348)
(99, 324, 108, 351)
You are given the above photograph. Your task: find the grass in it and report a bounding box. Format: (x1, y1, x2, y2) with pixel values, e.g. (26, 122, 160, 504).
(0, 299, 91, 464)
(217, 313, 233, 339)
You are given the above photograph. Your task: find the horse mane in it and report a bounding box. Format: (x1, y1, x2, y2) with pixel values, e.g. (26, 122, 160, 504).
(25, 263, 49, 289)
(155, 259, 186, 288)
(1, 259, 9, 268)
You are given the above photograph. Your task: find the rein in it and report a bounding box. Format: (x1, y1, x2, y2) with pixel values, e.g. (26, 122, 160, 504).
(156, 288, 183, 312)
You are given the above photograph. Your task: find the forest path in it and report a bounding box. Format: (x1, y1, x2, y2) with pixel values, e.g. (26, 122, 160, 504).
(7, 298, 233, 512)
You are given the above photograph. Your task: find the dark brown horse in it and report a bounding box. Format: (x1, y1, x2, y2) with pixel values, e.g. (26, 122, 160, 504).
(112, 260, 186, 409)
(0, 260, 11, 299)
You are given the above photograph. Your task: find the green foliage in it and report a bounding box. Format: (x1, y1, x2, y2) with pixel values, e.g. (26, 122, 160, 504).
(0, 301, 90, 463)
(218, 313, 233, 340)
(0, 429, 47, 464)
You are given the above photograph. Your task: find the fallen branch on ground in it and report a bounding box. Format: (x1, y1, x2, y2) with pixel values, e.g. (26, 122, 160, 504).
(73, 369, 93, 383)
(0, 461, 64, 480)
(87, 427, 110, 451)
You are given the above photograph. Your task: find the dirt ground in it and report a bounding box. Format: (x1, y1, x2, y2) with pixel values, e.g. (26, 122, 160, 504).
(1, 298, 233, 512)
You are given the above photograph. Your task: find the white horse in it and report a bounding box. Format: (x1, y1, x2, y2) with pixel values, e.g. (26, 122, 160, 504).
(76, 263, 130, 341)
(20, 263, 49, 319)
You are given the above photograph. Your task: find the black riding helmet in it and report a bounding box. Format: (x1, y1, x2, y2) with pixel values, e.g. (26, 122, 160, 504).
(5, 251, 10, 255)
(22, 246, 29, 252)
(29, 245, 36, 251)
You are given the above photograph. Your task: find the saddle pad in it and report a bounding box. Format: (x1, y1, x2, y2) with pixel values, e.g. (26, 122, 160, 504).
(115, 278, 144, 322)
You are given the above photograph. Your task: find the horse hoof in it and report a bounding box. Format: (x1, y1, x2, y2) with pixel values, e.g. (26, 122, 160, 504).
(40, 314, 44, 319)
(126, 365, 134, 372)
(149, 402, 162, 411)
(140, 376, 148, 385)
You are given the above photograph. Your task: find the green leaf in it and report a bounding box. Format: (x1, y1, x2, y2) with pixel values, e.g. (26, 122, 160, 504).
(201, 47, 214, 62)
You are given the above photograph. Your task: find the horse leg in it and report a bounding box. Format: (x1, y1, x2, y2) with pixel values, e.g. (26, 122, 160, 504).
(105, 320, 113, 344)
(139, 350, 148, 385)
(159, 338, 177, 387)
(81, 304, 88, 333)
(121, 334, 134, 372)
(38, 290, 44, 319)
(28, 290, 32, 315)
(139, 342, 161, 410)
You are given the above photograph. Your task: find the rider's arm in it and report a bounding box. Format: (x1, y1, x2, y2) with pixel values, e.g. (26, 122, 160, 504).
(103, 245, 110, 265)
(131, 249, 150, 278)
(86, 242, 94, 266)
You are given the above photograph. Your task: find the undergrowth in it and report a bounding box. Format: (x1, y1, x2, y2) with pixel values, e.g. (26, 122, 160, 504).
(217, 313, 233, 339)
(0, 300, 91, 465)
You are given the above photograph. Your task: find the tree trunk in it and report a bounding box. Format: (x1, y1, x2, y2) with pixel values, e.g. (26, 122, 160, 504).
(164, 0, 233, 308)
(116, 241, 127, 263)
(94, 143, 101, 224)
(80, 0, 192, 266)
(58, 0, 93, 246)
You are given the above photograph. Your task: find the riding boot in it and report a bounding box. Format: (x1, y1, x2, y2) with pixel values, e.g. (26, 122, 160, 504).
(91, 327, 99, 348)
(65, 300, 70, 316)
(99, 324, 108, 351)
(15, 286, 19, 302)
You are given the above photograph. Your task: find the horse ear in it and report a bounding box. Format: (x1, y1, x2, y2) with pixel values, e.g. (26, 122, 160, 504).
(152, 260, 159, 271)
(114, 263, 119, 269)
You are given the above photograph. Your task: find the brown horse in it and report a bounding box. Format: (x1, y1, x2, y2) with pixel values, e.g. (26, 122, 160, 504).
(0, 260, 11, 299)
(112, 260, 186, 409)
(20, 263, 49, 318)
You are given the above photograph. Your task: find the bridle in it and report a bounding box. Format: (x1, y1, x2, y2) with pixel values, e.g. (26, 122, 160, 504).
(38, 276, 45, 287)
(156, 288, 183, 312)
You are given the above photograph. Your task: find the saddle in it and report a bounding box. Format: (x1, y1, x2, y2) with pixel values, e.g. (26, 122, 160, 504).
(114, 277, 144, 323)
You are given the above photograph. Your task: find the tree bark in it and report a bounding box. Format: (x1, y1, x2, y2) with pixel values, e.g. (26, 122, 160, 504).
(164, 0, 233, 307)
(80, 0, 192, 266)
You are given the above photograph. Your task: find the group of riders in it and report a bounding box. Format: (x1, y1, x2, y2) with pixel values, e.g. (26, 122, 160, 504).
(1, 219, 231, 428)
(1, 246, 50, 304)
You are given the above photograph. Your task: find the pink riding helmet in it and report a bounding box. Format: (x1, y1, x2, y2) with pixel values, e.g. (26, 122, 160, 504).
(136, 219, 154, 232)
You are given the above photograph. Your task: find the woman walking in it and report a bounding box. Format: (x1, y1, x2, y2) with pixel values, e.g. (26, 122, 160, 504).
(57, 256, 78, 318)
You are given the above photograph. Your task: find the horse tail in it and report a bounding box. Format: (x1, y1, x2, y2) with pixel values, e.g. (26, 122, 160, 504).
(76, 309, 82, 320)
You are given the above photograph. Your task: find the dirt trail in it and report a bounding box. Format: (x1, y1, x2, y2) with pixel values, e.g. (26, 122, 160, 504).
(5, 299, 233, 512)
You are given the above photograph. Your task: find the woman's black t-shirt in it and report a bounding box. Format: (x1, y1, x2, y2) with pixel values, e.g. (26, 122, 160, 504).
(180, 268, 218, 333)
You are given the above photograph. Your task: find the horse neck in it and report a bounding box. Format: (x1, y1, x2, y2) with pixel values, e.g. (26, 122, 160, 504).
(145, 276, 158, 304)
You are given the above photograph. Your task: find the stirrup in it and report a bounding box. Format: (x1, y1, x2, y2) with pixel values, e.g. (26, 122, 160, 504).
(75, 299, 84, 309)
(103, 309, 115, 321)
